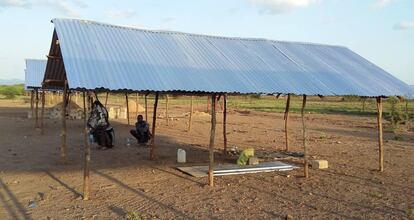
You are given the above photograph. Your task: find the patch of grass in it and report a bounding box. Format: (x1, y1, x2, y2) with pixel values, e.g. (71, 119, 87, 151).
(368, 191, 383, 199)
(125, 211, 141, 220)
(406, 208, 414, 218)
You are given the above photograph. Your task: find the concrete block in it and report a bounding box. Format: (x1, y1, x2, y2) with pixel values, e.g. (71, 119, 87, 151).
(248, 156, 259, 165)
(311, 160, 328, 169)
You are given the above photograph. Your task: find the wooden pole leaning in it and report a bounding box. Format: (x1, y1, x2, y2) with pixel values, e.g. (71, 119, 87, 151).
(165, 95, 169, 126)
(104, 92, 109, 108)
(126, 93, 130, 125)
(301, 95, 309, 178)
(135, 93, 139, 117)
(223, 94, 228, 155)
(82, 91, 91, 200)
(208, 94, 217, 187)
(187, 96, 194, 132)
(30, 90, 34, 119)
(284, 94, 291, 151)
(40, 91, 45, 135)
(145, 94, 148, 122)
(150, 92, 159, 160)
(60, 81, 68, 164)
(376, 97, 384, 172)
(35, 88, 39, 128)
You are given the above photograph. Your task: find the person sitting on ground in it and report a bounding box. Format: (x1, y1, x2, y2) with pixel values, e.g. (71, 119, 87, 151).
(130, 115, 151, 144)
(88, 100, 115, 149)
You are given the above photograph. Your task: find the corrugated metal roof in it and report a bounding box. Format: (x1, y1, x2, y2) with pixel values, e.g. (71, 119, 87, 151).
(44, 18, 412, 96)
(25, 59, 47, 90)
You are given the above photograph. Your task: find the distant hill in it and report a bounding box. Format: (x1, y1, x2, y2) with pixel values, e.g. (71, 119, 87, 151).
(0, 78, 24, 85)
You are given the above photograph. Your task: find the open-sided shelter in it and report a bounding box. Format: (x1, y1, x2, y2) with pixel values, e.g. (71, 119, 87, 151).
(42, 18, 412, 200)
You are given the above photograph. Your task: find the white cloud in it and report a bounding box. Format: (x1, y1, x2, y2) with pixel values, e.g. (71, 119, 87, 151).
(371, 0, 394, 9)
(0, 0, 30, 8)
(248, 0, 321, 14)
(106, 9, 136, 19)
(393, 21, 414, 30)
(0, 0, 86, 16)
(46, 0, 81, 17)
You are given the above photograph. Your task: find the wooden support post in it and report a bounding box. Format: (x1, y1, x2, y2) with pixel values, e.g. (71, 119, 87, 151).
(104, 92, 109, 108)
(284, 94, 291, 151)
(75, 92, 78, 105)
(150, 93, 159, 160)
(135, 93, 139, 117)
(223, 94, 227, 155)
(35, 89, 39, 128)
(165, 95, 169, 126)
(30, 90, 34, 118)
(376, 97, 384, 172)
(301, 95, 308, 178)
(187, 96, 194, 132)
(126, 93, 130, 125)
(145, 94, 148, 121)
(82, 91, 91, 200)
(209, 94, 217, 187)
(60, 81, 68, 163)
(405, 100, 409, 129)
(83, 92, 91, 200)
(207, 96, 210, 113)
(41, 91, 45, 135)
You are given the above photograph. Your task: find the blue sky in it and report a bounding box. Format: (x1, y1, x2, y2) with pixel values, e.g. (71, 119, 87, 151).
(0, 0, 413, 84)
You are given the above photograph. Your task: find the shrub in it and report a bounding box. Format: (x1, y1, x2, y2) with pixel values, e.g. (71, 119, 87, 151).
(385, 97, 408, 132)
(0, 84, 25, 99)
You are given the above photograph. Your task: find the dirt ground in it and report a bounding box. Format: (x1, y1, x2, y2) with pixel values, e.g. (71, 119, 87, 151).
(0, 99, 413, 220)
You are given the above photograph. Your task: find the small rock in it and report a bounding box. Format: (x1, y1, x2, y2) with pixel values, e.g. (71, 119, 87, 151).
(13, 180, 20, 184)
(37, 192, 46, 201)
(336, 141, 342, 144)
(285, 214, 293, 220)
(28, 201, 37, 208)
(286, 174, 291, 178)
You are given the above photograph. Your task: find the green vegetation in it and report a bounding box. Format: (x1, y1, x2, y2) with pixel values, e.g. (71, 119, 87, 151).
(385, 97, 410, 132)
(125, 211, 141, 220)
(0, 84, 25, 99)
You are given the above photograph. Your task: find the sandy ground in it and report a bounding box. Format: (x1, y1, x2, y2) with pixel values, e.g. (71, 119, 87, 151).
(0, 99, 413, 219)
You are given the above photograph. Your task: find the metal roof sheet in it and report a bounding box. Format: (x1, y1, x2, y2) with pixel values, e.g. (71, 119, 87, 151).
(25, 59, 47, 90)
(44, 18, 412, 96)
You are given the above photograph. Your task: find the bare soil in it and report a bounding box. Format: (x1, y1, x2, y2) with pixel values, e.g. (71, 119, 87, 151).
(0, 99, 413, 219)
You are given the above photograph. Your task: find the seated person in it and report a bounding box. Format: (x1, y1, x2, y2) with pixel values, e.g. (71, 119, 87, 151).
(130, 115, 151, 144)
(88, 100, 114, 149)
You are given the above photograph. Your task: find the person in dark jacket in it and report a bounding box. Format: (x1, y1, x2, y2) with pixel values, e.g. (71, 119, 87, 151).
(130, 115, 151, 144)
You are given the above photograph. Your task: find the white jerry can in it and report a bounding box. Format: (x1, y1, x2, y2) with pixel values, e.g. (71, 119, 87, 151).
(177, 149, 186, 163)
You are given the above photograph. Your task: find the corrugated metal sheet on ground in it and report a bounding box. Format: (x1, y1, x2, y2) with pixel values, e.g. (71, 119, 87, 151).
(177, 161, 297, 177)
(25, 59, 47, 90)
(46, 18, 412, 96)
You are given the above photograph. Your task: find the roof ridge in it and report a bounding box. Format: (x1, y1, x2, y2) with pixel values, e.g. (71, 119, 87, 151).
(52, 18, 346, 48)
